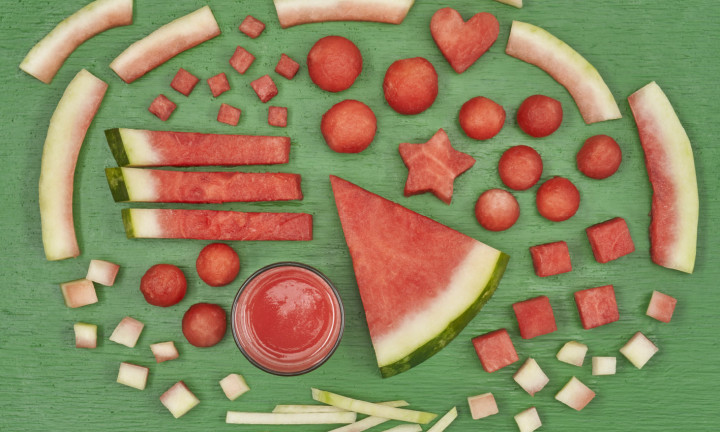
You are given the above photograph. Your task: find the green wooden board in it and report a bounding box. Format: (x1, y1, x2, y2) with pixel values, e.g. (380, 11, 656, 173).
(1, 0, 718, 430)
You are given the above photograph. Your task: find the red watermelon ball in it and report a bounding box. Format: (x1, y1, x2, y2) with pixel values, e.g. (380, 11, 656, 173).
(536, 176, 580, 222)
(196, 243, 240, 287)
(475, 189, 520, 231)
(516, 95, 563, 138)
(383, 57, 438, 115)
(307, 35, 363, 92)
(182, 303, 227, 347)
(498, 145, 543, 190)
(577, 134, 622, 179)
(321, 100, 377, 153)
(140, 264, 187, 307)
(459, 96, 506, 140)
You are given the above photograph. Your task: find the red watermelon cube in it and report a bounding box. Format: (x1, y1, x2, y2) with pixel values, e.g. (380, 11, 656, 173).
(529, 241, 572, 277)
(229, 46, 255, 75)
(275, 53, 300, 80)
(217, 103, 241, 126)
(148, 95, 176, 121)
(512, 296, 557, 339)
(251, 75, 278, 103)
(239, 15, 265, 39)
(586, 217, 635, 263)
(170, 68, 199, 96)
(574, 285, 619, 329)
(208, 73, 231, 97)
(472, 329, 519, 373)
(646, 290, 677, 323)
(268, 106, 288, 127)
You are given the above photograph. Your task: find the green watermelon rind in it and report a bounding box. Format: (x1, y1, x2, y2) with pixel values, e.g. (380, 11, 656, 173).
(104, 167, 130, 202)
(121, 209, 137, 239)
(378, 252, 510, 378)
(105, 128, 131, 166)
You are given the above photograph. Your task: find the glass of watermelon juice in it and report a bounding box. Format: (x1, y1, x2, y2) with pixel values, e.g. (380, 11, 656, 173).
(231, 262, 344, 376)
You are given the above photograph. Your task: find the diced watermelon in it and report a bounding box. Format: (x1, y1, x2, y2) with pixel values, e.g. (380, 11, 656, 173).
(628, 82, 698, 273)
(74, 322, 98, 349)
(268, 106, 288, 127)
(217, 103, 241, 126)
(620, 332, 658, 369)
(229, 46, 255, 75)
(529, 241, 572, 277)
(148, 95, 177, 121)
(208, 73, 231, 97)
(170, 68, 200, 96)
(160, 381, 199, 418)
(512, 296, 557, 339)
(495, 0, 523, 7)
(586, 217, 635, 263)
(273, 0, 415, 28)
(109, 316, 144, 348)
(122, 209, 312, 241)
(467, 393, 498, 419)
(60, 279, 98, 308)
(555, 377, 595, 411)
(105, 128, 291, 167)
(239, 15, 265, 38)
(472, 329, 519, 373)
(330, 176, 509, 377)
(574, 285, 619, 329)
(275, 54, 300, 80)
(86, 259, 120, 286)
(430, 8, 499, 74)
(250, 75, 278, 103)
(646, 290, 677, 323)
(106, 168, 302, 203)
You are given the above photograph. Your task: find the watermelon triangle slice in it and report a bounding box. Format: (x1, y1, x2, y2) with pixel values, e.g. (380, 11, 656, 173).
(330, 176, 509, 377)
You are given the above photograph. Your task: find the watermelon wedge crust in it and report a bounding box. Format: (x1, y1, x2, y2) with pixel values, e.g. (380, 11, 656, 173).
(106, 168, 303, 203)
(39, 69, 108, 261)
(20, 0, 133, 84)
(330, 176, 509, 377)
(628, 82, 698, 273)
(273, 0, 415, 28)
(110, 6, 221, 83)
(505, 21, 621, 124)
(105, 128, 291, 167)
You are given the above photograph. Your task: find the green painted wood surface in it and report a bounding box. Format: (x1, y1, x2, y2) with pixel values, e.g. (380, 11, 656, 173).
(1, 0, 718, 430)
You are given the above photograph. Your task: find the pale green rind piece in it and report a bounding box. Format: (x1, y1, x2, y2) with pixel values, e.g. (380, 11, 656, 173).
(506, 20, 621, 124)
(105, 167, 157, 202)
(272, 405, 348, 413)
(105, 128, 158, 167)
(311, 389, 437, 424)
(273, 0, 415, 28)
(426, 407, 458, 432)
(39, 69, 107, 260)
(329, 401, 410, 432)
(20, 0, 133, 84)
(225, 411, 356, 425)
(494, 0, 522, 8)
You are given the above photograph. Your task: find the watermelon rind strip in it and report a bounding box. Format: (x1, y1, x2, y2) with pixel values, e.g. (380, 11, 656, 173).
(105, 168, 130, 202)
(121, 208, 136, 239)
(105, 129, 130, 167)
(379, 252, 509, 378)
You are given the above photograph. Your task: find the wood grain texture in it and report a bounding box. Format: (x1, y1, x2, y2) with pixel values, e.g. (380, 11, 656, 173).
(1, 0, 718, 431)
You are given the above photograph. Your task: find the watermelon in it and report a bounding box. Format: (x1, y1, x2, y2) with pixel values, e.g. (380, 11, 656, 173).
(40, 69, 107, 261)
(494, 0, 522, 8)
(273, 0, 415, 28)
(239, 15, 266, 39)
(585, 217, 635, 263)
(330, 176, 509, 377)
(148, 95, 177, 121)
(512, 296, 557, 339)
(646, 290, 677, 323)
(250, 75, 279, 103)
(110, 6, 221, 83)
(170, 68, 200, 96)
(20, 0, 133, 84)
(505, 21, 622, 124)
(471, 329, 518, 373)
(268, 106, 288, 127)
(208, 73, 231, 97)
(105, 168, 303, 203)
(573, 285, 619, 329)
(529, 241, 572, 277)
(430, 8, 499, 74)
(628, 82, 698, 273)
(275, 54, 300, 80)
(105, 128, 291, 167)
(122, 209, 312, 241)
(230, 47, 256, 75)
(217, 103, 242, 126)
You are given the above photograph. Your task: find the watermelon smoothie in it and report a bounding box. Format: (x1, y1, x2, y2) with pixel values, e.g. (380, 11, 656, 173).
(231, 262, 344, 376)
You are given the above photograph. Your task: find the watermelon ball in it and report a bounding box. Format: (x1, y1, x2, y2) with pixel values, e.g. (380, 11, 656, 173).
(459, 96, 506, 140)
(140, 264, 187, 307)
(577, 134, 622, 179)
(321, 100, 377, 153)
(516, 95, 563, 138)
(383, 57, 438, 115)
(182, 303, 227, 347)
(498, 145, 543, 190)
(475, 189, 520, 231)
(536, 176, 580, 222)
(307, 35, 362, 92)
(196, 243, 240, 287)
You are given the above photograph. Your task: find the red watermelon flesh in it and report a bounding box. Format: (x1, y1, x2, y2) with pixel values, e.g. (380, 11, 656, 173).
(148, 95, 176, 121)
(330, 176, 509, 377)
(529, 241, 572, 277)
(574, 285, 619, 329)
(472, 329, 519, 373)
(171, 68, 200, 96)
(512, 295, 557, 339)
(586, 217, 635, 263)
(430, 8, 499, 74)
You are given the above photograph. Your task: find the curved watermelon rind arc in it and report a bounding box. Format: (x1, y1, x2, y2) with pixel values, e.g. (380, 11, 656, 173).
(273, 0, 415, 28)
(379, 252, 509, 378)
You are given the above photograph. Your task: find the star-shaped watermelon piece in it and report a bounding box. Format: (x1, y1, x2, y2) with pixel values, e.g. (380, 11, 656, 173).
(399, 128, 476, 204)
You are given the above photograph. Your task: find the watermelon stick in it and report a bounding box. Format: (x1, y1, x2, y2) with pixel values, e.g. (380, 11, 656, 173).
(329, 401, 410, 432)
(311, 389, 437, 424)
(426, 407, 458, 432)
(225, 411, 356, 425)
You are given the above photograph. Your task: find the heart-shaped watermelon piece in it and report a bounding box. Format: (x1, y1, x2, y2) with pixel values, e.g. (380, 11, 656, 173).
(430, 8, 499, 74)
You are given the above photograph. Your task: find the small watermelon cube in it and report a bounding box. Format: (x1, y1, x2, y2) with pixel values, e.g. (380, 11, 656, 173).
(574, 284, 619, 329)
(586, 217, 635, 263)
(555, 377, 595, 411)
(275, 53, 300, 80)
(148, 95, 176, 121)
(512, 296, 557, 339)
(268, 106, 288, 127)
(467, 393, 498, 419)
(514, 407, 542, 432)
(217, 103, 241, 126)
(646, 290, 677, 323)
(472, 329, 519, 373)
(529, 241, 572, 277)
(239, 15, 265, 38)
(208, 72, 231, 97)
(61, 279, 98, 308)
(170, 68, 199, 96)
(229, 46, 255, 75)
(620, 332, 658, 369)
(250, 75, 278, 103)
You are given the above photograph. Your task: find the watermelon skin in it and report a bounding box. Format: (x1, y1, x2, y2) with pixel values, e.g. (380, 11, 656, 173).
(628, 82, 698, 273)
(330, 176, 509, 377)
(105, 128, 291, 167)
(273, 0, 415, 29)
